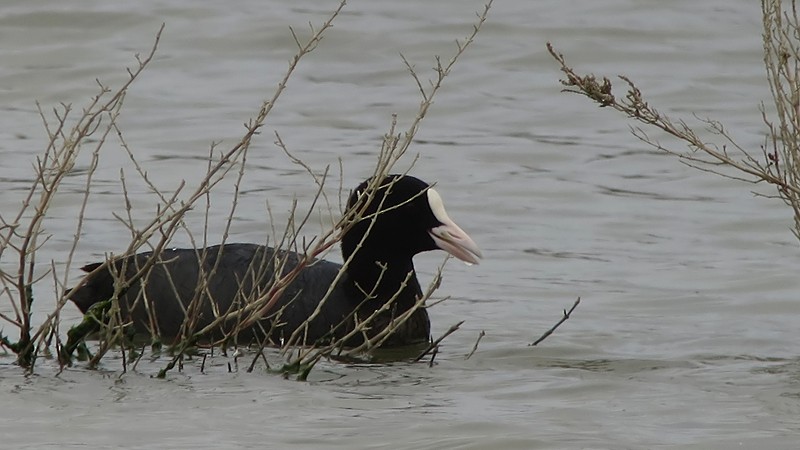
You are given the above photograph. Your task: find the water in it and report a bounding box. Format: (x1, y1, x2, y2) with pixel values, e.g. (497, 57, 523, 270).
(1, 0, 799, 448)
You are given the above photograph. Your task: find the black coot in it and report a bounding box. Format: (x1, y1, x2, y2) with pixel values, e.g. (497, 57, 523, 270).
(68, 175, 481, 347)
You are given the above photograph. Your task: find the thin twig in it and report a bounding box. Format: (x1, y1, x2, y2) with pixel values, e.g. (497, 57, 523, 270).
(547, 13, 800, 243)
(427, 345, 439, 368)
(414, 320, 464, 362)
(464, 330, 485, 360)
(530, 297, 580, 346)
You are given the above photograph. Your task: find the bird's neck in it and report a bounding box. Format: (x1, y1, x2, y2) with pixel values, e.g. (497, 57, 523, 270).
(344, 249, 423, 311)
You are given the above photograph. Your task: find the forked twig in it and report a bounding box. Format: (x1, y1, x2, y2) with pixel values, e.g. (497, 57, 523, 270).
(530, 297, 580, 347)
(414, 320, 464, 362)
(547, 1, 800, 243)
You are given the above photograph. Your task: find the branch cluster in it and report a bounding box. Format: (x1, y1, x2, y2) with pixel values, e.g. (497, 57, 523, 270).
(0, 0, 496, 378)
(547, 0, 800, 242)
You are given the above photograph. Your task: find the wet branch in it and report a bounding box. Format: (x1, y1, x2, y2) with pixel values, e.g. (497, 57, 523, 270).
(415, 320, 464, 362)
(530, 297, 580, 347)
(464, 330, 485, 360)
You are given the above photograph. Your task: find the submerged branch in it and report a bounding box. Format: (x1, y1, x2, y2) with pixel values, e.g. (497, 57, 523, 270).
(530, 297, 580, 347)
(5, 0, 496, 377)
(464, 330, 485, 360)
(414, 320, 464, 362)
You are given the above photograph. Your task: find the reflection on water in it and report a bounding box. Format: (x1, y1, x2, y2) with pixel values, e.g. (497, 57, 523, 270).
(523, 247, 610, 262)
(594, 184, 719, 202)
(1, 0, 799, 448)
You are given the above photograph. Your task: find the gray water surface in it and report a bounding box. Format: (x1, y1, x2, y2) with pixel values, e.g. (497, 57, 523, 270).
(2, 0, 799, 448)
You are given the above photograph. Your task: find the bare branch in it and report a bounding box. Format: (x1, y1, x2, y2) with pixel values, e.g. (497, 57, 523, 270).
(415, 320, 464, 362)
(548, 14, 800, 243)
(530, 297, 580, 347)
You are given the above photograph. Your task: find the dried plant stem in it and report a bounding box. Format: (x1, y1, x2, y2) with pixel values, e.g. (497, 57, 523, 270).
(530, 297, 580, 347)
(260, 2, 494, 377)
(414, 320, 464, 363)
(3, 0, 494, 377)
(464, 330, 485, 360)
(547, 0, 800, 241)
(0, 25, 165, 370)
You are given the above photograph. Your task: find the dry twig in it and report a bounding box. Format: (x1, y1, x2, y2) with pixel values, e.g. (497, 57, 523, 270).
(464, 330, 485, 360)
(415, 320, 464, 362)
(547, 0, 800, 241)
(2, 0, 494, 377)
(530, 297, 580, 347)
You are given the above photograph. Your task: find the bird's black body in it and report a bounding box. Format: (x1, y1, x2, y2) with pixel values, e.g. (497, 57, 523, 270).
(68, 175, 480, 348)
